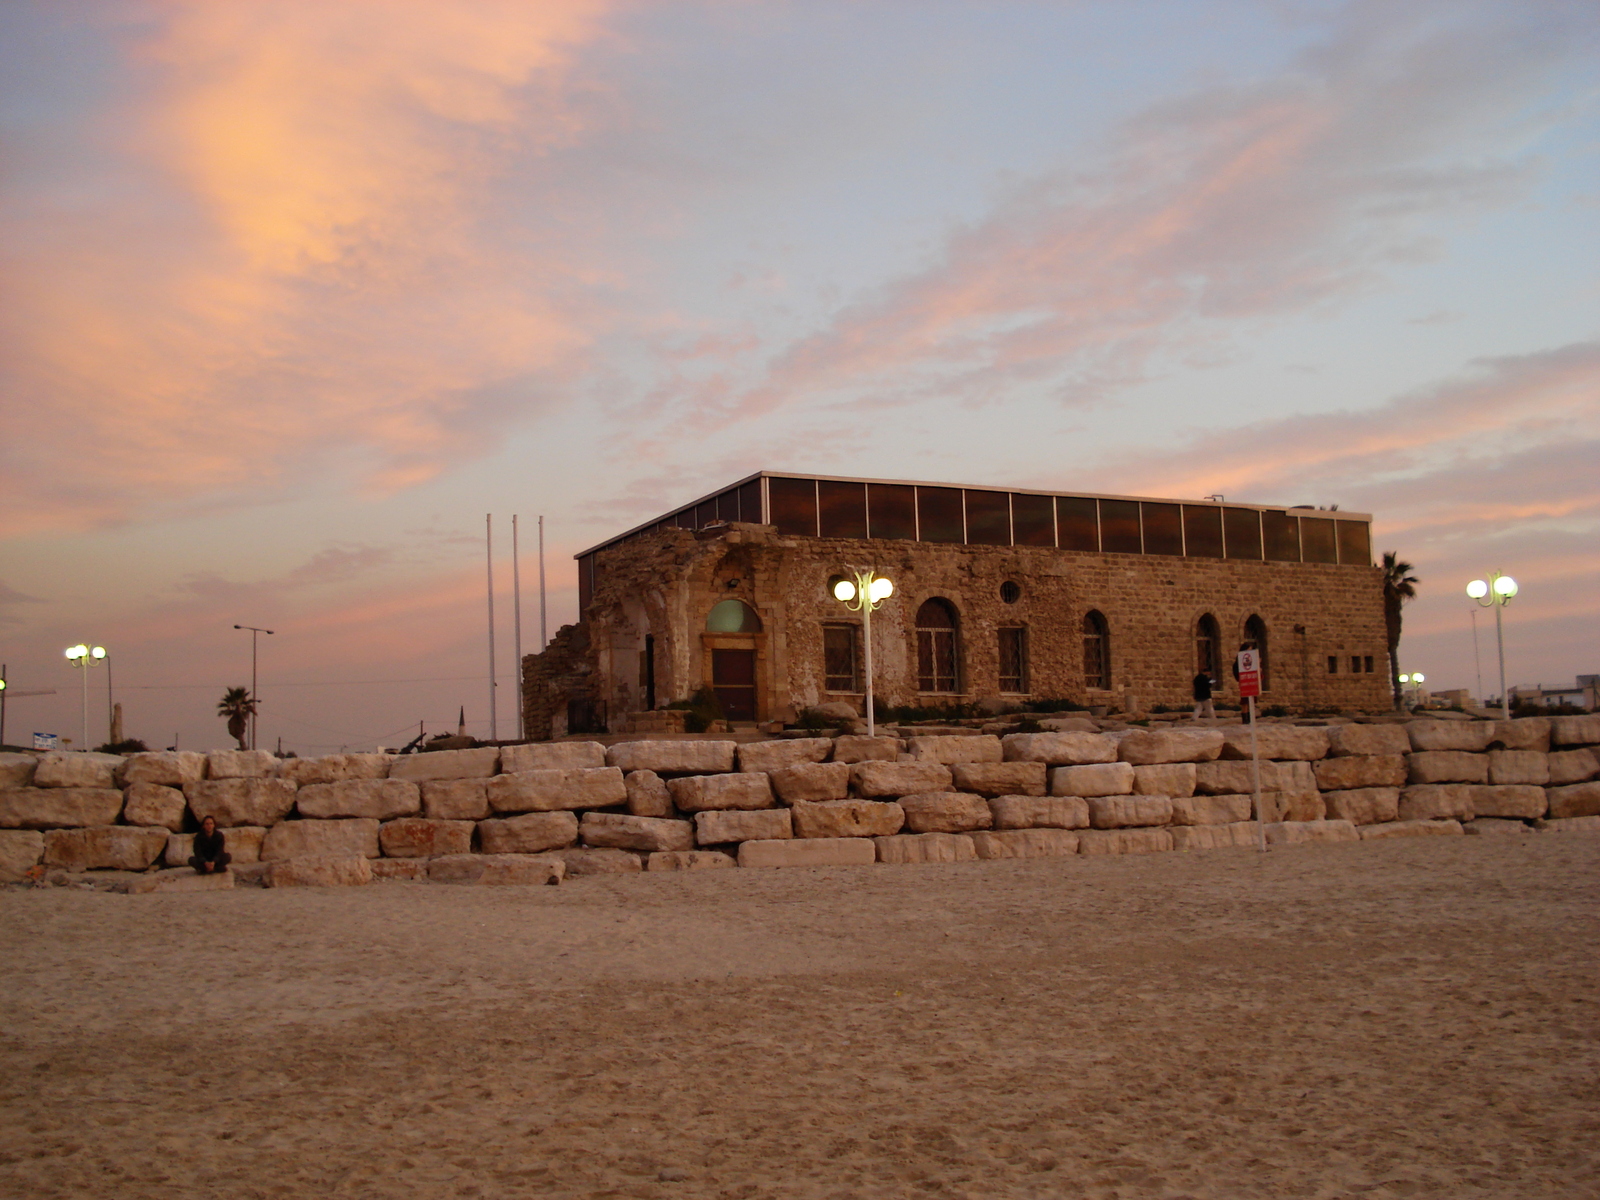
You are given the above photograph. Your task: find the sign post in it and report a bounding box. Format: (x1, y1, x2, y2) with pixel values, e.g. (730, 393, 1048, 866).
(1237, 648, 1265, 853)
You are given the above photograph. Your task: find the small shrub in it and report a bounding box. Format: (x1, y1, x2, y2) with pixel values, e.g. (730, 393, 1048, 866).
(96, 739, 149, 754)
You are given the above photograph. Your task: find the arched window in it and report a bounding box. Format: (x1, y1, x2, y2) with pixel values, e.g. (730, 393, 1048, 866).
(1082, 610, 1110, 689)
(705, 599, 762, 633)
(1244, 614, 1270, 692)
(916, 598, 960, 692)
(1195, 613, 1221, 679)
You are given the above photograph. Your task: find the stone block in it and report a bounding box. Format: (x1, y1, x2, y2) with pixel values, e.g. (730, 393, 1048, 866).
(35, 751, 124, 789)
(988, 795, 1089, 830)
(1325, 724, 1412, 757)
(387, 747, 500, 782)
(606, 741, 737, 774)
(1171, 822, 1259, 851)
(898, 792, 992, 833)
(789, 800, 902, 839)
(1320, 787, 1400, 826)
(477, 811, 579, 854)
(624, 769, 675, 817)
(371, 859, 430, 881)
(1546, 781, 1600, 820)
(580, 812, 694, 853)
(266, 855, 374, 887)
(1195, 759, 1315, 795)
(184, 778, 297, 827)
(1263, 791, 1325, 822)
(1220, 726, 1329, 761)
(1088, 795, 1173, 829)
(0, 786, 124, 829)
(666, 772, 774, 812)
(1407, 720, 1493, 752)
(906, 734, 1003, 765)
(1263, 819, 1359, 846)
(1487, 750, 1548, 786)
(1398, 784, 1475, 822)
(1313, 755, 1407, 791)
(261, 818, 380, 861)
(43, 825, 168, 871)
(970, 828, 1079, 859)
(558, 847, 643, 876)
(1491, 718, 1551, 753)
(1541, 816, 1600, 833)
(0, 829, 45, 881)
(421, 778, 491, 821)
(1077, 827, 1174, 855)
(428, 853, 566, 884)
(738, 837, 876, 868)
(1358, 820, 1464, 840)
(0, 752, 38, 789)
(831, 735, 901, 763)
(205, 750, 276, 779)
(648, 850, 737, 871)
(694, 807, 794, 843)
(1548, 749, 1600, 786)
(279, 753, 392, 786)
(297, 779, 422, 821)
(231, 862, 272, 886)
(1465, 784, 1546, 820)
(1552, 715, 1600, 746)
(1407, 751, 1489, 785)
(770, 761, 852, 803)
(1131, 763, 1196, 797)
(166, 826, 266, 866)
(1002, 731, 1118, 765)
(1118, 729, 1225, 765)
(378, 818, 474, 858)
(874, 832, 977, 864)
(127, 868, 236, 895)
(500, 741, 606, 772)
(1038, 717, 1100, 732)
(1049, 762, 1134, 797)
(950, 761, 1047, 797)
(851, 761, 953, 798)
(1467, 818, 1534, 837)
(737, 738, 833, 773)
(119, 751, 207, 788)
(488, 767, 629, 813)
(121, 783, 187, 831)
(1169, 793, 1252, 826)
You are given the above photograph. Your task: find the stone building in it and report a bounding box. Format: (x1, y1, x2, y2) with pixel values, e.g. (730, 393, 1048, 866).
(523, 472, 1392, 737)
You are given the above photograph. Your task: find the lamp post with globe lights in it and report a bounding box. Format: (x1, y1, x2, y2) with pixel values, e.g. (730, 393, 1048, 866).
(64, 644, 107, 750)
(831, 568, 894, 738)
(1397, 672, 1425, 710)
(1467, 573, 1518, 718)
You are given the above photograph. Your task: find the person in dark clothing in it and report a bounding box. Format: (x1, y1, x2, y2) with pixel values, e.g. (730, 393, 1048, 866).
(189, 815, 231, 875)
(1192, 670, 1216, 720)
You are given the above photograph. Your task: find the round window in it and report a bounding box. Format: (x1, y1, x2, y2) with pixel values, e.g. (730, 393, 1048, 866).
(1000, 581, 1021, 604)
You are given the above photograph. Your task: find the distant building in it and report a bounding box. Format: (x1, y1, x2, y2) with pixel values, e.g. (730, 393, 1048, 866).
(1509, 676, 1599, 711)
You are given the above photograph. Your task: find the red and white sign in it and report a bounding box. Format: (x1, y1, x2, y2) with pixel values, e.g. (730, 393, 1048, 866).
(1236, 648, 1261, 698)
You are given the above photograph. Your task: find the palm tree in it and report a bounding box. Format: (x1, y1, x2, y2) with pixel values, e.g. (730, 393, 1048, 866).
(1382, 552, 1420, 709)
(217, 686, 256, 751)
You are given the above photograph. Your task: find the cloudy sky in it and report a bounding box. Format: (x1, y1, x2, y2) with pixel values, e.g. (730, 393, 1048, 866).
(2, 0, 1596, 751)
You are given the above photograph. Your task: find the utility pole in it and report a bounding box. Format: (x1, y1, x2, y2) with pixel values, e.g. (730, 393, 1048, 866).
(233, 625, 275, 750)
(538, 515, 547, 651)
(513, 515, 524, 740)
(486, 514, 498, 743)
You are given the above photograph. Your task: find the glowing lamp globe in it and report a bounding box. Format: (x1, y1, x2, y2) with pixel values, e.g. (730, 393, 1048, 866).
(1493, 575, 1518, 598)
(1413, 673, 1424, 684)
(65, 644, 87, 660)
(832, 579, 857, 602)
(1466, 580, 1489, 599)
(91, 646, 106, 659)
(868, 576, 894, 603)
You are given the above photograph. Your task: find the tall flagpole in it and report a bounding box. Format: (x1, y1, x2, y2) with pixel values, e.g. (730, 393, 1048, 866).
(486, 514, 497, 743)
(513, 515, 524, 741)
(538, 515, 547, 650)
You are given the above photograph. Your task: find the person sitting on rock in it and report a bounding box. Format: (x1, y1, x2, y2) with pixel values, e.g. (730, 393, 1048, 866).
(189, 816, 231, 875)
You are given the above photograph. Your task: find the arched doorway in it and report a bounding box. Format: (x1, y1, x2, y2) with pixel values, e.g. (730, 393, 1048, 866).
(916, 598, 960, 693)
(706, 600, 762, 720)
(1082, 610, 1110, 689)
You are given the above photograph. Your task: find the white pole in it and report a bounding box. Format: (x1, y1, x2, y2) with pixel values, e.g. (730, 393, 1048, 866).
(1249, 694, 1265, 853)
(487, 514, 497, 743)
(513, 515, 524, 741)
(863, 597, 875, 739)
(80, 664, 89, 751)
(1495, 599, 1508, 720)
(538, 515, 547, 651)
(1470, 607, 1484, 707)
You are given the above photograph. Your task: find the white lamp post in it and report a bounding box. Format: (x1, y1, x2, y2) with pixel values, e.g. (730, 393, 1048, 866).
(1466, 573, 1518, 719)
(64, 644, 107, 750)
(233, 624, 274, 750)
(832, 568, 894, 738)
(1397, 671, 1425, 710)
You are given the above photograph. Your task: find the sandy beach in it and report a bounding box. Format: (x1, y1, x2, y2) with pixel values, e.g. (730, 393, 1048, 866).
(2, 834, 1596, 1199)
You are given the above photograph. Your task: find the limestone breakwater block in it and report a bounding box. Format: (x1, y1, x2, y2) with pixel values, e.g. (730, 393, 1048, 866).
(387, 747, 500, 782)
(1359, 819, 1463, 840)
(606, 741, 737, 775)
(1077, 827, 1173, 855)
(970, 828, 1079, 859)
(667, 772, 774, 812)
(770, 761, 852, 804)
(262, 818, 380, 860)
(1002, 731, 1118, 765)
(1049, 763, 1134, 797)
(205, 750, 277, 779)
(580, 812, 694, 853)
(1195, 760, 1315, 795)
(296, 779, 421, 821)
(119, 751, 207, 788)
(1491, 718, 1551, 753)
(1466, 818, 1533, 837)
(737, 738, 832, 773)
(951, 761, 1047, 797)
(624, 770, 675, 817)
(1546, 781, 1600, 820)
(988, 795, 1089, 830)
(1548, 749, 1600, 786)
(0, 830, 45, 880)
(122, 783, 187, 831)
(1131, 763, 1196, 797)
(421, 778, 491, 821)
(477, 811, 579, 854)
(1407, 751, 1489, 785)
(1541, 816, 1600, 833)
(898, 792, 992, 834)
(1118, 729, 1224, 765)
(500, 741, 606, 772)
(127, 868, 236, 895)
(166, 826, 266, 866)
(35, 751, 125, 790)
(648, 850, 737, 871)
(1263, 819, 1359, 846)
(1465, 785, 1546, 820)
(907, 735, 1003, 765)
(1325, 724, 1412, 757)
(185, 778, 297, 827)
(831, 736, 900, 763)
(0, 752, 38, 789)
(1169, 794, 1252, 826)
(695, 807, 794, 844)
(0, 787, 124, 830)
(429, 853, 565, 885)
(1087, 795, 1173, 829)
(44, 825, 169, 871)
(558, 848, 642, 876)
(874, 832, 977, 864)
(851, 761, 953, 798)
(789, 799, 903, 839)
(267, 854, 374, 887)
(1171, 822, 1258, 851)
(1313, 754, 1408, 791)
(1264, 791, 1326, 822)
(488, 767, 628, 813)
(1220, 726, 1329, 762)
(739, 837, 875, 868)
(1398, 784, 1475, 822)
(378, 818, 474, 858)
(280, 754, 391, 786)
(1552, 715, 1600, 746)
(371, 859, 430, 881)
(1407, 721, 1492, 753)
(1320, 788, 1401, 826)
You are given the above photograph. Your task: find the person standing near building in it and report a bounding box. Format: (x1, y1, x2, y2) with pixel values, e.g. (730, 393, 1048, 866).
(1192, 669, 1217, 720)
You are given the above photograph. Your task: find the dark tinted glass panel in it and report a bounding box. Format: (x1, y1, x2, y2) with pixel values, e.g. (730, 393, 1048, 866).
(867, 483, 916, 540)
(1262, 511, 1300, 562)
(578, 554, 594, 611)
(716, 489, 741, 523)
(1337, 520, 1370, 566)
(768, 476, 817, 537)
(738, 480, 762, 524)
(694, 501, 717, 529)
(965, 490, 1010, 545)
(1142, 502, 1182, 556)
(1100, 499, 1142, 553)
(1012, 493, 1055, 546)
(1183, 505, 1223, 558)
(1301, 516, 1337, 563)
(817, 480, 868, 539)
(917, 487, 965, 543)
(1223, 508, 1261, 559)
(1057, 496, 1098, 551)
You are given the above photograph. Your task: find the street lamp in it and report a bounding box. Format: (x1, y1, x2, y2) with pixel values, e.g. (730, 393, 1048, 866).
(831, 568, 894, 738)
(64, 644, 107, 750)
(233, 624, 275, 751)
(1466, 572, 1518, 719)
(1397, 671, 1425, 710)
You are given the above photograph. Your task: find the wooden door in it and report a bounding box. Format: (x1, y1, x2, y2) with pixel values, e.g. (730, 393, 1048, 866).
(711, 649, 757, 721)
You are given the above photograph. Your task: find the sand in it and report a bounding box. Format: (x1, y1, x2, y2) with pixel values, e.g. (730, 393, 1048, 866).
(1, 835, 1597, 1199)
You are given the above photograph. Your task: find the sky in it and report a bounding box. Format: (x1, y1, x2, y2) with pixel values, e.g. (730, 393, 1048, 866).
(1, 0, 1596, 752)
